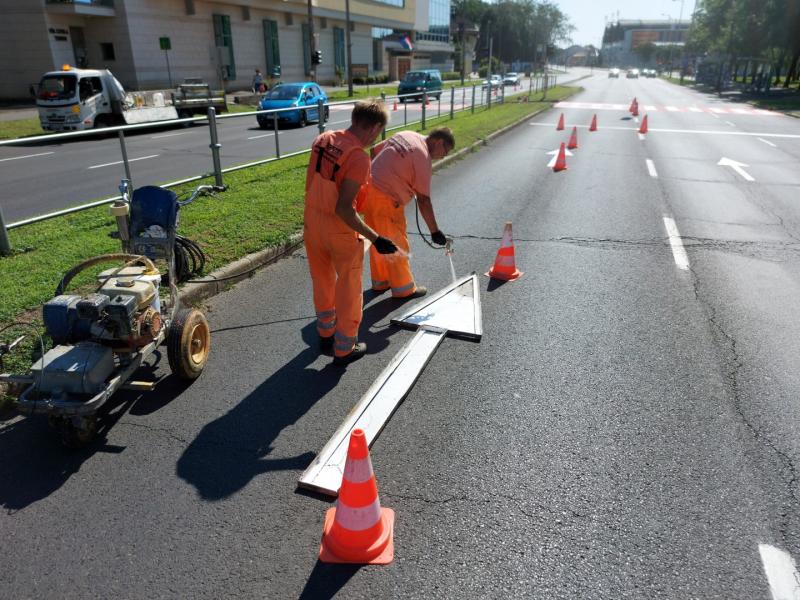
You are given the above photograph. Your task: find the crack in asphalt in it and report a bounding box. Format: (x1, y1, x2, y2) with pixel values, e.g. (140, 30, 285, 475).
(115, 420, 190, 445)
(687, 264, 800, 547)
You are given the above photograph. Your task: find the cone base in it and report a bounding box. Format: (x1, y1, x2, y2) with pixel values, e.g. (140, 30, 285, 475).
(485, 268, 523, 281)
(567, 144, 578, 150)
(552, 165, 568, 172)
(319, 507, 395, 565)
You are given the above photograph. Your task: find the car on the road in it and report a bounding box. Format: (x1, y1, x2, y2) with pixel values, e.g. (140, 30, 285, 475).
(503, 72, 520, 86)
(256, 83, 328, 128)
(397, 69, 443, 102)
(643, 68, 657, 78)
(608, 67, 621, 78)
(482, 74, 503, 89)
(626, 68, 640, 79)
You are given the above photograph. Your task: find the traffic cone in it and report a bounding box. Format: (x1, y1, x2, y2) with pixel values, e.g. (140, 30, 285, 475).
(425, 94, 431, 106)
(589, 114, 598, 132)
(392, 100, 398, 111)
(567, 126, 578, 150)
(632, 102, 639, 117)
(556, 113, 565, 130)
(486, 222, 523, 281)
(629, 97, 637, 113)
(552, 141, 568, 172)
(319, 429, 394, 565)
(639, 114, 648, 134)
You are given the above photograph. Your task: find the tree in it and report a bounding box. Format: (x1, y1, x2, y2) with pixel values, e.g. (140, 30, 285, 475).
(634, 42, 657, 65)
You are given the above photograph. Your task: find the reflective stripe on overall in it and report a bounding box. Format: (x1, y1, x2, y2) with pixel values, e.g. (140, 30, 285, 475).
(304, 140, 365, 357)
(362, 184, 417, 297)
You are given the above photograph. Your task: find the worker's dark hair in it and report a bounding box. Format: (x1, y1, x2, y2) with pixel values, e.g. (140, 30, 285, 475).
(428, 127, 455, 149)
(351, 99, 389, 129)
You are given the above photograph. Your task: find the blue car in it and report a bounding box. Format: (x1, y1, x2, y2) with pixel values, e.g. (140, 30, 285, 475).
(257, 82, 329, 129)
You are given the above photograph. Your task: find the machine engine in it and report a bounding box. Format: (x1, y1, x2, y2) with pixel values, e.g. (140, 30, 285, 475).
(43, 266, 162, 349)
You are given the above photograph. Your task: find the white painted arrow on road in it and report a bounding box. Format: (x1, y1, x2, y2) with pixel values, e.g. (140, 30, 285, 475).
(718, 157, 755, 182)
(546, 147, 573, 168)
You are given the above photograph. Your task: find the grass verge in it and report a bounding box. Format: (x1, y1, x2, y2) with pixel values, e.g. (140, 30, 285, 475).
(0, 116, 45, 141)
(0, 84, 576, 405)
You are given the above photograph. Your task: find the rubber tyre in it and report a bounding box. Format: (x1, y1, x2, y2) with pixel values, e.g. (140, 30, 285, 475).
(298, 110, 307, 127)
(258, 120, 270, 129)
(323, 107, 330, 122)
(168, 308, 211, 380)
(58, 416, 97, 449)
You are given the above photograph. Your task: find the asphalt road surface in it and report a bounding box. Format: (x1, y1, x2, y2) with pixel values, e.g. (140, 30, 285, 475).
(0, 70, 583, 224)
(2, 71, 800, 598)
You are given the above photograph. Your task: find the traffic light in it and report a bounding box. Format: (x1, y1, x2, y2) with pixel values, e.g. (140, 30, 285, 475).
(312, 50, 322, 65)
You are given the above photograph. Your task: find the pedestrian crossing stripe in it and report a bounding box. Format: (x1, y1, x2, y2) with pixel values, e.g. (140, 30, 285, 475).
(554, 101, 781, 116)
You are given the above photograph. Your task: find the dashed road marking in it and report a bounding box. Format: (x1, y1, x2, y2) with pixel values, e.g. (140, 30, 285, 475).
(646, 159, 658, 178)
(725, 120, 736, 126)
(529, 122, 800, 139)
(758, 137, 777, 147)
(151, 132, 188, 139)
(87, 154, 160, 169)
(0, 151, 54, 163)
(759, 544, 800, 600)
(247, 133, 275, 140)
(663, 216, 690, 271)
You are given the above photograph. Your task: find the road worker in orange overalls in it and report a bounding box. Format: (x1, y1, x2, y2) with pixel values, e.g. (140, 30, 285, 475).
(362, 127, 455, 298)
(305, 100, 398, 365)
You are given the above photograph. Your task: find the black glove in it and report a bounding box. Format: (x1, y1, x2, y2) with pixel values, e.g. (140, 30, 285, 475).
(373, 236, 398, 255)
(430, 230, 447, 246)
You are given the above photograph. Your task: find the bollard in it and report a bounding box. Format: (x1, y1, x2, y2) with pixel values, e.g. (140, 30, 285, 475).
(0, 204, 11, 256)
(471, 85, 476, 114)
(118, 130, 133, 185)
(207, 107, 224, 188)
(450, 86, 455, 120)
(422, 92, 427, 130)
(273, 111, 281, 158)
(318, 98, 326, 135)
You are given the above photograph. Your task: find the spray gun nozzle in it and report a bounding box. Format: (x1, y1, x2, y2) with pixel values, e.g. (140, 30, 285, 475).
(445, 236, 455, 256)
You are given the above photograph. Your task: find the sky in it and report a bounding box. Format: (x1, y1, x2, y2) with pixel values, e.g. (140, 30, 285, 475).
(553, 0, 698, 47)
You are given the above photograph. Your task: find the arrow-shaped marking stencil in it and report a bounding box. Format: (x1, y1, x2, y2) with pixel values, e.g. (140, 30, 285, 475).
(718, 157, 755, 182)
(546, 147, 573, 168)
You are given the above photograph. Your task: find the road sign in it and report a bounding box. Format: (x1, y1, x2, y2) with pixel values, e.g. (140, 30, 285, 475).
(159, 37, 171, 51)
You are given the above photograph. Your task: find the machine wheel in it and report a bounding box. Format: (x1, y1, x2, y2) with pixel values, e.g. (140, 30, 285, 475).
(57, 415, 97, 449)
(168, 308, 211, 380)
(299, 110, 308, 127)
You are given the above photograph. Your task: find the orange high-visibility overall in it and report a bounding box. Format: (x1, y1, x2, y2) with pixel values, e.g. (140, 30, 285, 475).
(361, 185, 416, 297)
(304, 131, 369, 357)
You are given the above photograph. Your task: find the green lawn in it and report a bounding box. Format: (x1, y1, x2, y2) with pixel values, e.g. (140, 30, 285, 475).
(0, 116, 46, 141)
(0, 84, 576, 404)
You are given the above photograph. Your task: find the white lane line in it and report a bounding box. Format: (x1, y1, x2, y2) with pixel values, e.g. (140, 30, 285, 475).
(663, 216, 690, 271)
(665, 105, 679, 112)
(646, 159, 658, 178)
(87, 154, 160, 169)
(247, 133, 274, 140)
(638, 133, 646, 141)
(330, 119, 351, 125)
(151, 131, 188, 139)
(688, 106, 703, 113)
(710, 112, 721, 119)
(0, 151, 54, 163)
(528, 122, 800, 139)
(725, 120, 736, 126)
(758, 137, 777, 147)
(759, 544, 800, 600)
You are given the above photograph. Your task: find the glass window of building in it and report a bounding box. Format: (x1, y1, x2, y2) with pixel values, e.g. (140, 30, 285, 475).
(416, 0, 450, 42)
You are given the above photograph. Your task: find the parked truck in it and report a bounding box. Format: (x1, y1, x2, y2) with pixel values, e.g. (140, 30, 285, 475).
(36, 65, 227, 132)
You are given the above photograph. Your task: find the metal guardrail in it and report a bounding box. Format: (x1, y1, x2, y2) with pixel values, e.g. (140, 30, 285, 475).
(0, 75, 557, 255)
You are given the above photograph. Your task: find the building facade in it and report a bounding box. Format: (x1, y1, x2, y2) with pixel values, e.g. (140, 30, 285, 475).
(0, 0, 420, 100)
(601, 19, 690, 69)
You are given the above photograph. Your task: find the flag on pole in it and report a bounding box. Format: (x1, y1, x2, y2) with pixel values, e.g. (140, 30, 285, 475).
(399, 34, 413, 51)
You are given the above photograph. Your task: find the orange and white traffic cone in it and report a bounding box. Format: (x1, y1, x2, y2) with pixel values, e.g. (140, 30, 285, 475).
(552, 141, 568, 172)
(632, 102, 639, 117)
(567, 126, 578, 150)
(639, 114, 648, 134)
(589, 114, 598, 132)
(319, 429, 394, 565)
(486, 222, 523, 281)
(629, 97, 637, 113)
(556, 113, 565, 131)
(392, 100, 398, 111)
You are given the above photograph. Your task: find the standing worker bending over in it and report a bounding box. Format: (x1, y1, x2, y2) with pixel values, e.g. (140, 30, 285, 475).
(363, 127, 455, 298)
(304, 100, 398, 365)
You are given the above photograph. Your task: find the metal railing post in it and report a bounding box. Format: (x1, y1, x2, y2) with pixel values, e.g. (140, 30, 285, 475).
(403, 97, 407, 125)
(207, 107, 224, 188)
(461, 86, 466, 113)
(118, 130, 133, 185)
(437, 92, 441, 118)
(471, 85, 476, 113)
(529, 74, 533, 100)
(422, 92, 427, 130)
(0, 205, 12, 255)
(450, 86, 455, 119)
(488, 83, 492, 109)
(317, 98, 326, 135)
(380, 92, 386, 140)
(501, 83, 505, 104)
(273, 111, 281, 158)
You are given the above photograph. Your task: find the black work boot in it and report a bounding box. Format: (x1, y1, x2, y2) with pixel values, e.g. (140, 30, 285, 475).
(319, 335, 334, 355)
(332, 342, 367, 366)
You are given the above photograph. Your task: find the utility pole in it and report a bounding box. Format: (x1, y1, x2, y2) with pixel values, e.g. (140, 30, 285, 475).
(345, 0, 353, 95)
(307, 0, 316, 82)
(460, 20, 466, 85)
